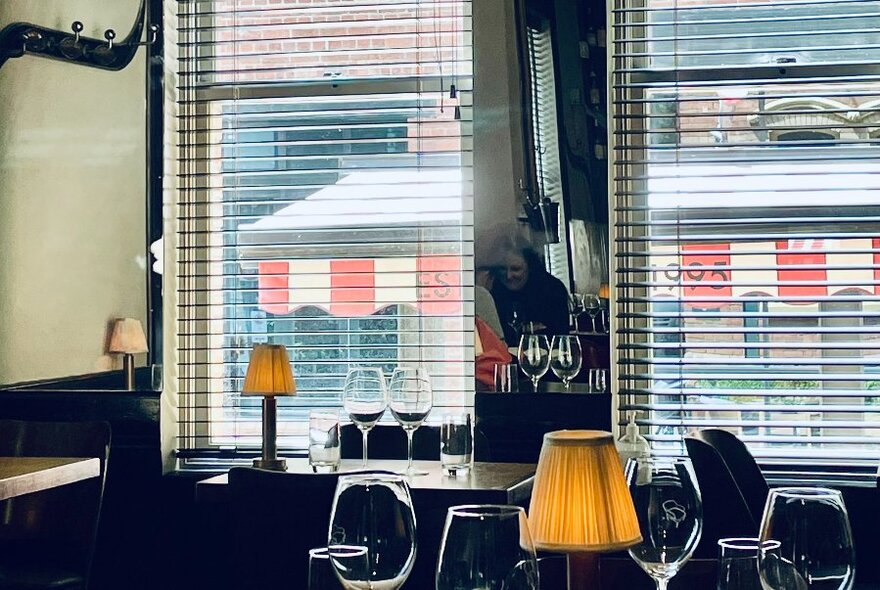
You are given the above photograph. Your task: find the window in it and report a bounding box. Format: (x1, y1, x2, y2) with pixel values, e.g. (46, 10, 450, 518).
(611, 0, 880, 478)
(174, 0, 474, 462)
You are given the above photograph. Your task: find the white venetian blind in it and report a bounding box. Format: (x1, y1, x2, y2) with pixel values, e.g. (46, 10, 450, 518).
(526, 21, 571, 284)
(175, 0, 474, 461)
(611, 0, 880, 477)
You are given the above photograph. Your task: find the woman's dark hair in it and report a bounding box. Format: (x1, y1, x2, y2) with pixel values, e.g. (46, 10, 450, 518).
(521, 247, 548, 277)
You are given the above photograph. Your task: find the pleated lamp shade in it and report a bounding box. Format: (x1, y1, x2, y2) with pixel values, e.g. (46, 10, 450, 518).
(528, 430, 641, 553)
(242, 344, 296, 396)
(108, 318, 148, 354)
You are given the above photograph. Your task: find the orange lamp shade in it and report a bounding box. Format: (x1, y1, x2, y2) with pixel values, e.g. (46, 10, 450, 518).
(242, 344, 296, 396)
(598, 283, 610, 299)
(528, 430, 641, 553)
(108, 318, 148, 354)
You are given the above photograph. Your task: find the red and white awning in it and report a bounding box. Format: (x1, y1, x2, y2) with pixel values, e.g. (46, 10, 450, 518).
(258, 256, 463, 317)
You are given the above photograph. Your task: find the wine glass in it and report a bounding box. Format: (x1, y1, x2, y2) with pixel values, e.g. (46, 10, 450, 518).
(328, 473, 417, 590)
(388, 367, 433, 476)
(436, 505, 539, 590)
(342, 367, 388, 468)
(582, 294, 600, 333)
(626, 456, 703, 590)
(309, 546, 367, 590)
(550, 335, 582, 390)
(717, 538, 781, 590)
(518, 334, 550, 393)
(757, 487, 855, 590)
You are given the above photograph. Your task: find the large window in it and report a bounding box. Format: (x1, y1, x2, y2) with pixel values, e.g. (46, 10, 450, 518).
(611, 0, 880, 478)
(175, 0, 474, 461)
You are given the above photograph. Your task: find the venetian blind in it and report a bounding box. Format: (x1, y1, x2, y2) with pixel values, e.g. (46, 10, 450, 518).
(611, 0, 880, 478)
(175, 0, 475, 461)
(526, 21, 571, 284)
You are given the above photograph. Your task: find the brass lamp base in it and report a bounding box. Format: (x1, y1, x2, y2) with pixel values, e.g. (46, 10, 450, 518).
(253, 458, 287, 471)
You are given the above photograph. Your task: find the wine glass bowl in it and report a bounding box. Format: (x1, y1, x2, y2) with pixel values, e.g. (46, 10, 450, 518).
(342, 367, 388, 468)
(758, 487, 855, 590)
(517, 334, 550, 393)
(582, 294, 601, 333)
(550, 335, 582, 390)
(626, 456, 703, 589)
(388, 367, 433, 476)
(328, 474, 417, 590)
(436, 504, 539, 590)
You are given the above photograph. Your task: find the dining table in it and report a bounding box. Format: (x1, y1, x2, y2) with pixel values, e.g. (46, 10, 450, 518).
(0, 456, 101, 501)
(194, 459, 536, 589)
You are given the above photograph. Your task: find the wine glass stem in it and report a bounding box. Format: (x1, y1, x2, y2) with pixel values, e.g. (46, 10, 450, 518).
(361, 428, 369, 468)
(564, 379, 570, 391)
(406, 428, 414, 472)
(532, 377, 539, 393)
(655, 579, 668, 590)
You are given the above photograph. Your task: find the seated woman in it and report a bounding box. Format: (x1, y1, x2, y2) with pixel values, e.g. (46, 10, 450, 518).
(489, 239, 570, 346)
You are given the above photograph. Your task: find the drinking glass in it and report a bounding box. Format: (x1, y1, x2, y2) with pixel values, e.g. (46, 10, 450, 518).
(589, 368, 608, 393)
(328, 474, 417, 590)
(440, 413, 472, 475)
(309, 546, 367, 590)
(758, 487, 855, 590)
(309, 410, 341, 472)
(342, 367, 388, 468)
(717, 538, 781, 590)
(388, 367, 433, 476)
(436, 505, 539, 590)
(626, 456, 703, 590)
(582, 294, 600, 332)
(550, 335, 582, 390)
(494, 362, 518, 392)
(518, 334, 550, 393)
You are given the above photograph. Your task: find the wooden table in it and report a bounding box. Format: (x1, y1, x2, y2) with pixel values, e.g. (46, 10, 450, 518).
(0, 457, 101, 501)
(195, 459, 535, 504)
(195, 460, 536, 590)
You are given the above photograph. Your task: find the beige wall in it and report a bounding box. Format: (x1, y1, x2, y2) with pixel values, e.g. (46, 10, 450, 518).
(0, 0, 146, 384)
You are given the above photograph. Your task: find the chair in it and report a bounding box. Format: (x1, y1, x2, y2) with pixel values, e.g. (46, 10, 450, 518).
(0, 420, 111, 590)
(340, 424, 440, 461)
(691, 428, 769, 527)
(227, 466, 394, 589)
(685, 434, 758, 557)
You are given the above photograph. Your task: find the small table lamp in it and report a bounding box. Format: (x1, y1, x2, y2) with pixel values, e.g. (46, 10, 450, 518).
(242, 344, 296, 471)
(109, 318, 148, 390)
(528, 430, 642, 590)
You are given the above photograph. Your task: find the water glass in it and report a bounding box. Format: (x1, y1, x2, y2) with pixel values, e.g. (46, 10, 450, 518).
(309, 410, 341, 472)
(494, 362, 518, 392)
(309, 547, 366, 590)
(717, 538, 781, 590)
(440, 414, 473, 475)
(436, 505, 539, 590)
(626, 456, 703, 590)
(758, 487, 855, 590)
(589, 368, 608, 393)
(328, 474, 417, 590)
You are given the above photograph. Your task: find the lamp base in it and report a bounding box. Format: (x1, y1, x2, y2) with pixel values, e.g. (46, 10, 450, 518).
(253, 458, 287, 471)
(567, 552, 600, 590)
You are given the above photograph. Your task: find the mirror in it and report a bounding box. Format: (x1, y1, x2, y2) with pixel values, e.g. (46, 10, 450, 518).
(0, 0, 150, 388)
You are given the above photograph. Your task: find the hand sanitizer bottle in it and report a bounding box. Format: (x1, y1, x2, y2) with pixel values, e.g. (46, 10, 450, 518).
(617, 411, 650, 468)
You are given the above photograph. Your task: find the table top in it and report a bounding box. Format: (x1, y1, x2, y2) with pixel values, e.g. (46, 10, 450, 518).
(196, 459, 536, 504)
(0, 457, 101, 501)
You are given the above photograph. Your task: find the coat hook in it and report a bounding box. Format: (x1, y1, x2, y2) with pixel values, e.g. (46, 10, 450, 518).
(136, 24, 159, 47)
(20, 29, 45, 52)
(71, 21, 84, 45)
(104, 29, 116, 50)
(58, 21, 85, 59)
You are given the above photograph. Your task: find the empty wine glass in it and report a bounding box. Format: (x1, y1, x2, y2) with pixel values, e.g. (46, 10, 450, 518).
(389, 367, 433, 476)
(436, 505, 539, 590)
(342, 367, 388, 468)
(518, 334, 550, 393)
(717, 538, 781, 590)
(758, 487, 855, 590)
(626, 456, 703, 590)
(583, 294, 600, 333)
(328, 473, 417, 590)
(550, 335, 582, 390)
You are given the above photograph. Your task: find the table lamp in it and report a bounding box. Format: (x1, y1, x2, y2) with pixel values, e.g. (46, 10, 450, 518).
(108, 318, 148, 390)
(528, 430, 642, 590)
(242, 344, 296, 471)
